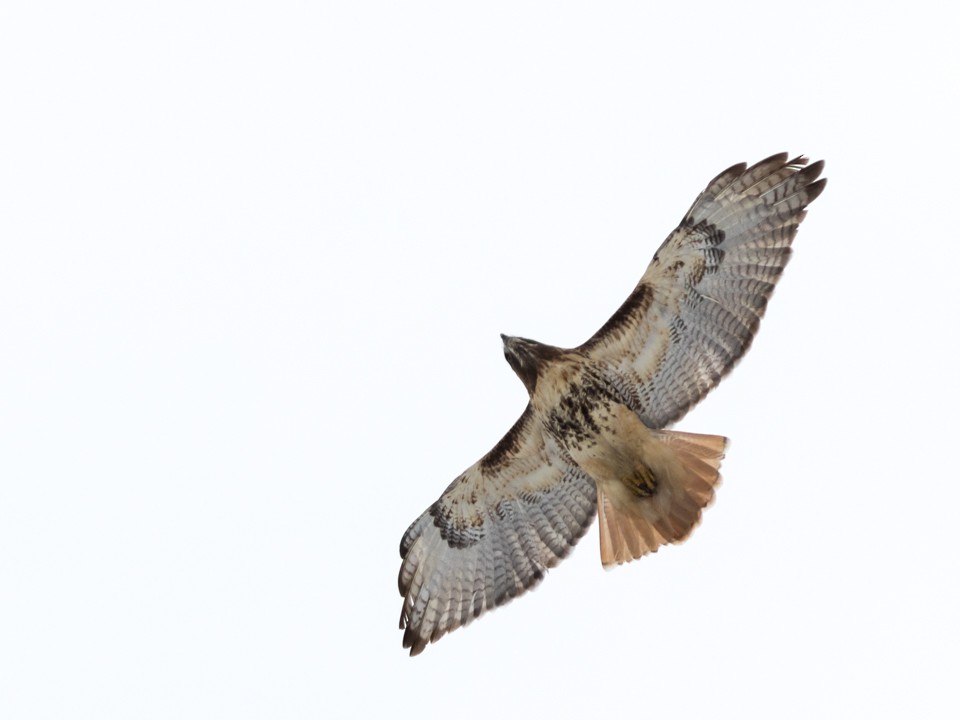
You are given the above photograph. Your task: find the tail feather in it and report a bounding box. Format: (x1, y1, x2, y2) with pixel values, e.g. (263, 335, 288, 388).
(597, 429, 727, 568)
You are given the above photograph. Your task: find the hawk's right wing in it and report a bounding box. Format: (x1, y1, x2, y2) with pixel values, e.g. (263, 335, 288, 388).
(398, 406, 596, 656)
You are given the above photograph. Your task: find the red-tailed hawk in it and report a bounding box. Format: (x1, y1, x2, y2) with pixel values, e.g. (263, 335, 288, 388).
(399, 153, 826, 655)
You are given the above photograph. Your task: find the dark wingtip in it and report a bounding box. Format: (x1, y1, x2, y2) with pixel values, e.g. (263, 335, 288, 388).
(804, 177, 828, 205)
(754, 151, 791, 169)
(722, 160, 749, 177)
(800, 158, 825, 181)
(402, 626, 427, 656)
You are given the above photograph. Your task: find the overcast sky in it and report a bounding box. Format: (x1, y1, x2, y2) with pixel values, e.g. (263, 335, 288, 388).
(2, 2, 959, 718)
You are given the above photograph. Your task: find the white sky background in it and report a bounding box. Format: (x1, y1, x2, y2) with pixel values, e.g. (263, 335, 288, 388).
(2, 2, 959, 718)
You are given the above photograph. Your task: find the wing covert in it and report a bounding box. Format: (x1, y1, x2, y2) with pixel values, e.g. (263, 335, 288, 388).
(398, 406, 597, 655)
(580, 153, 826, 428)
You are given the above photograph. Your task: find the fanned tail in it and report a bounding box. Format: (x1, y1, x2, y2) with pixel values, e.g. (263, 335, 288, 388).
(597, 430, 727, 567)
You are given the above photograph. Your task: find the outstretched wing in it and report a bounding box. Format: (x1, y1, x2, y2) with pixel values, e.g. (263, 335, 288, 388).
(398, 406, 596, 656)
(580, 153, 826, 429)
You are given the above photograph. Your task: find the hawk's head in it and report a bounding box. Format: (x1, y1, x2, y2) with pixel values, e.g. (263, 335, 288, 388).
(500, 334, 561, 396)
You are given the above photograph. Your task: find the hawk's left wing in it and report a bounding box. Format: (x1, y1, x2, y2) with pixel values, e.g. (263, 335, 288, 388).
(399, 406, 596, 655)
(579, 153, 825, 429)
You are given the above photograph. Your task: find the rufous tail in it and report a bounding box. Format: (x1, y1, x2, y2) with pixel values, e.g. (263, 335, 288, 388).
(597, 430, 727, 567)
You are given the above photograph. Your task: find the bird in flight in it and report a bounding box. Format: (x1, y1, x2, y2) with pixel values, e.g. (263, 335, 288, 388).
(398, 153, 826, 655)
